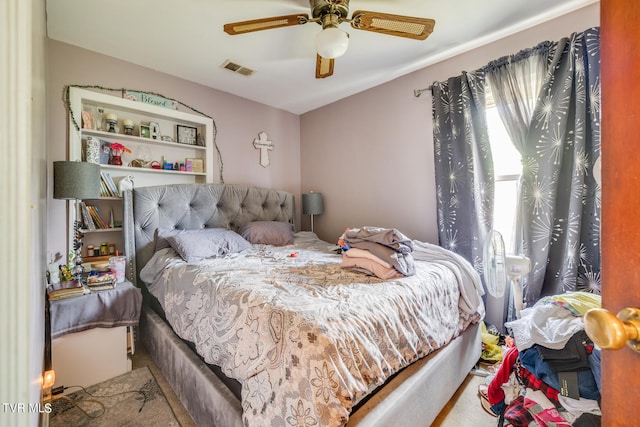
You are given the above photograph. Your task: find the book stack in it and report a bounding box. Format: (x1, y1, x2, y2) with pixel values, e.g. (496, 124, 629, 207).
(79, 201, 96, 231)
(47, 280, 89, 301)
(86, 271, 116, 291)
(80, 202, 112, 230)
(100, 171, 120, 198)
(86, 261, 116, 290)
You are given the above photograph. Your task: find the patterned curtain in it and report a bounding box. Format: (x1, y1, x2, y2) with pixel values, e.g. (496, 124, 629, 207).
(431, 71, 494, 272)
(432, 27, 600, 311)
(515, 27, 601, 304)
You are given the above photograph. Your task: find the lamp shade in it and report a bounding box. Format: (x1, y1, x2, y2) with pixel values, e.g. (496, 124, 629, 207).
(53, 161, 101, 200)
(315, 27, 349, 59)
(302, 192, 324, 216)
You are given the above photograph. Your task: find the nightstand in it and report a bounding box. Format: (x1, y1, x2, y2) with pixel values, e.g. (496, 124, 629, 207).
(49, 281, 142, 391)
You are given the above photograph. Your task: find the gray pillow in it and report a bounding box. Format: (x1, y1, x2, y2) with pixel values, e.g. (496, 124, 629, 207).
(239, 221, 294, 246)
(166, 228, 252, 262)
(155, 228, 189, 251)
(155, 227, 225, 251)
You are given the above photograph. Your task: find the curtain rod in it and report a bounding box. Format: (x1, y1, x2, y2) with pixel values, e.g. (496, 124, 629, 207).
(413, 86, 432, 97)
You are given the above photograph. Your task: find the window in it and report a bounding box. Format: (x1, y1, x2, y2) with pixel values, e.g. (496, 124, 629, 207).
(486, 100, 522, 252)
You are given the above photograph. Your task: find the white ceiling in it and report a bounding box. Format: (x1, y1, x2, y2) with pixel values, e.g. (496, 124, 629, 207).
(46, 0, 597, 114)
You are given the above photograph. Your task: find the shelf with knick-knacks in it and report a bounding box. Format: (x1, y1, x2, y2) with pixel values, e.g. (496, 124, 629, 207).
(78, 195, 124, 261)
(69, 88, 212, 182)
(83, 129, 208, 181)
(66, 87, 215, 257)
(69, 89, 214, 181)
(81, 128, 208, 152)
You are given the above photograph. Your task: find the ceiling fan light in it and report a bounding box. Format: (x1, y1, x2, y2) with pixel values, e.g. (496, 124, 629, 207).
(315, 27, 349, 59)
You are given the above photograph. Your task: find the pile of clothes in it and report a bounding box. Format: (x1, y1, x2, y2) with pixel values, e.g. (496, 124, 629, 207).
(480, 292, 602, 426)
(338, 226, 415, 279)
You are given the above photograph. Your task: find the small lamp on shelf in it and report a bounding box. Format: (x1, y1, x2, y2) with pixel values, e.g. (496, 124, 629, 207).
(105, 113, 118, 133)
(54, 161, 101, 282)
(302, 191, 324, 233)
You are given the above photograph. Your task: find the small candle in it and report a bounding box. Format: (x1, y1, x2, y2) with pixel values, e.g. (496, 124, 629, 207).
(123, 119, 133, 126)
(105, 113, 117, 121)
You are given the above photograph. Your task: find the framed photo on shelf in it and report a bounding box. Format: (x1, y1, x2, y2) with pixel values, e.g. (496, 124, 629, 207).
(140, 125, 151, 138)
(177, 125, 197, 145)
(149, 121, 161, 140)
(99, 140, 112, 164)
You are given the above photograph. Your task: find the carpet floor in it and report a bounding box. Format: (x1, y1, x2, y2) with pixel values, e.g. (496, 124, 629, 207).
(49, 366, 180, 426)
(432, 373, 498, 427)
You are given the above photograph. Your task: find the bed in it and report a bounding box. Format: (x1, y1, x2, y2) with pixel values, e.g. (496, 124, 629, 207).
(122, 183, 484, 427)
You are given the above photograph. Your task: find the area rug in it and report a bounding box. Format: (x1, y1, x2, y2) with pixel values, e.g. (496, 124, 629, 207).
(49, 366, 180, 426)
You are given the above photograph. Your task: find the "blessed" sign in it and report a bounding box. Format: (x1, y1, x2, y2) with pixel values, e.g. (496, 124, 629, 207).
(122, 90, 178, 110)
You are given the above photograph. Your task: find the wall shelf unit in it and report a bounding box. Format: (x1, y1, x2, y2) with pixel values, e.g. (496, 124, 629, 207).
(67, 87, 215, 258)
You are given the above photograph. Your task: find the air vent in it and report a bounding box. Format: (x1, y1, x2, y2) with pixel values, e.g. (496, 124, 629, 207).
(221, 60, 255, 77)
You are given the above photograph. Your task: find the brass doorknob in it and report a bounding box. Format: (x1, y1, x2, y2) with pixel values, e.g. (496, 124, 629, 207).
(584, 307, 640, 352)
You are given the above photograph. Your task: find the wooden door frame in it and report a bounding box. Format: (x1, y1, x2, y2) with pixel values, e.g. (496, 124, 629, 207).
(601, 0, 640, 425)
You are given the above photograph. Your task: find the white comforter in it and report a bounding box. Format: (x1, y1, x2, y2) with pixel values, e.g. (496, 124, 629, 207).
(140, 232, 484, 427)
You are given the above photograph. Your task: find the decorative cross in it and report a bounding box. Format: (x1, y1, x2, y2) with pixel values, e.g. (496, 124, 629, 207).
(253, 131, 273, 168)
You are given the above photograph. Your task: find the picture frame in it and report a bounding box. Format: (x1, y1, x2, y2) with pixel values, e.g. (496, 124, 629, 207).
(177, 124, 197, 145)
(140, 125, 151, 138)
(99, 140, 112, 164)
(149, 121, 161, 140)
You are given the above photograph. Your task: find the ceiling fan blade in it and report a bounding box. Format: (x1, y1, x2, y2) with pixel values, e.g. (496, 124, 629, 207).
(316, 55, 334, 79)
(350, 10, 435, 40)
(224, 14, 309, 35)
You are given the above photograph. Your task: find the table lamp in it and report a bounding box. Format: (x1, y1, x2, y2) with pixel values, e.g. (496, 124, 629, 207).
(54, 161, 101, 281)
(302, 191, 324, 233)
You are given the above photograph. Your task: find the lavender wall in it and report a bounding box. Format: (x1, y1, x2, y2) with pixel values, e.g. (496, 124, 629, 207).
(46, 4, 600, 258)
(46, 40, 301, 259)
(300, 3, 599, 243)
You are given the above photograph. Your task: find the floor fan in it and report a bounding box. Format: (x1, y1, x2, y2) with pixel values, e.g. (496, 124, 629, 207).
(483, 229, 531, 318)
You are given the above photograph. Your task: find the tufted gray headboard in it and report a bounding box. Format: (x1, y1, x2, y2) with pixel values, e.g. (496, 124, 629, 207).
(123, 183, 296, 284)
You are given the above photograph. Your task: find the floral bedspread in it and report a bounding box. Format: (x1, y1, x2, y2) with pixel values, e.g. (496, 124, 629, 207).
(140, 233, 483, 427)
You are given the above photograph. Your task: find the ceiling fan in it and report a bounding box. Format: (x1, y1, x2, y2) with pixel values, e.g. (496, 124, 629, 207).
(223, 0, 436, 79)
